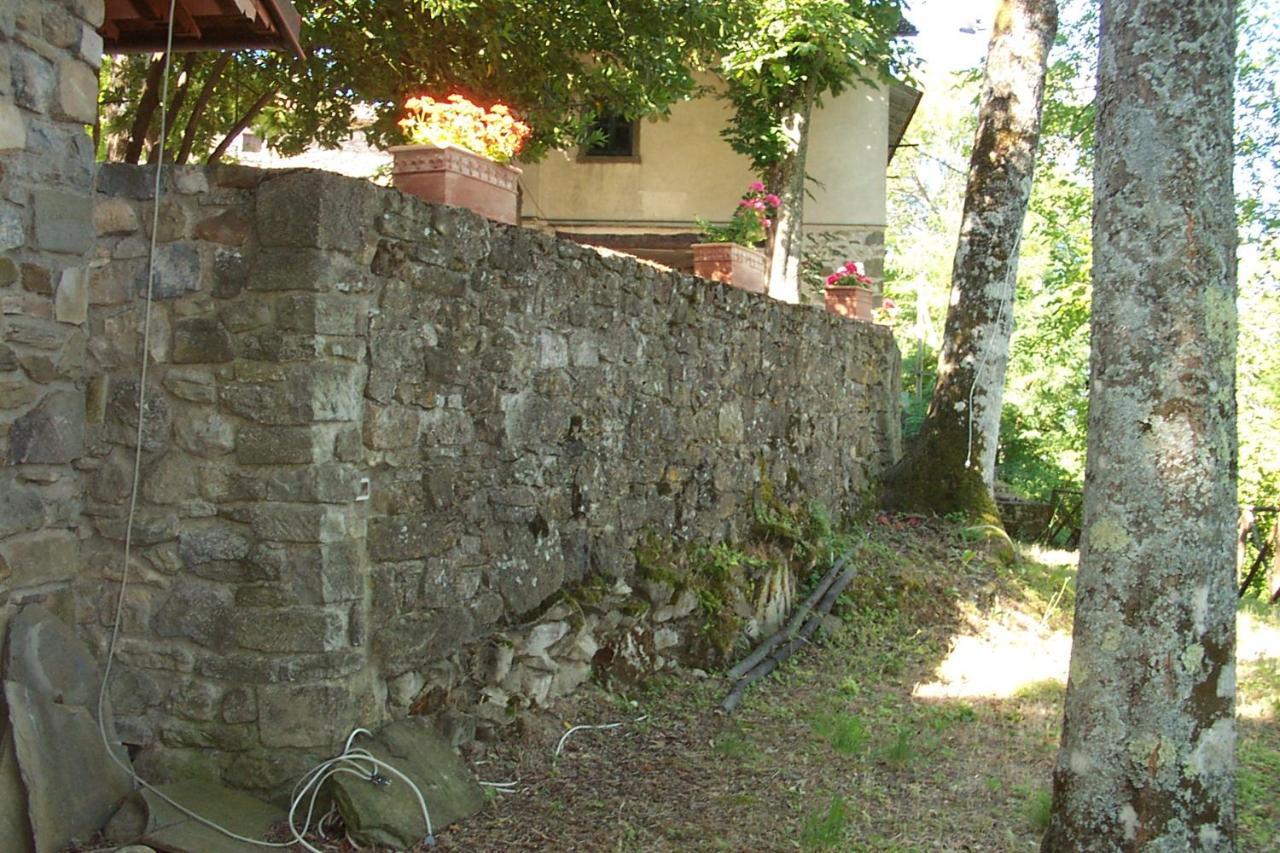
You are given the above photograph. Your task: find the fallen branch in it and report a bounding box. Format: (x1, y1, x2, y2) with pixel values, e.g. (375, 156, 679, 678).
(721, 559, 858, 714)
(726, 553, 849, 681)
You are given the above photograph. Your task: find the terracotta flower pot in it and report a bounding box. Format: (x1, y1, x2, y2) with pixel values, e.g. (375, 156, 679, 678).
(824, 285, 875, 321)
(388, 144, 521, 225)
(692, 243, 766, 294)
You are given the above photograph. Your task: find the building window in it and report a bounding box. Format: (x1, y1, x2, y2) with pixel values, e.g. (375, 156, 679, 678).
(580, 113, 640, 161)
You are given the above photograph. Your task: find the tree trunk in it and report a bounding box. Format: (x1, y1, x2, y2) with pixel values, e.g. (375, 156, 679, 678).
(766, 81, 817, 303)
(1041, 1, 1238, 849)
(206, 88, 277, 164)
(880, 0, 1057, 524)
(177, 53, 230, 165)
(123, 54, 168, 165)
(147, 54, 197, 164)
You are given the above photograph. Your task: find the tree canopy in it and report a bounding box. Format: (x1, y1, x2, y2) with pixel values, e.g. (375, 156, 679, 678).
(101, 0, 741, 163)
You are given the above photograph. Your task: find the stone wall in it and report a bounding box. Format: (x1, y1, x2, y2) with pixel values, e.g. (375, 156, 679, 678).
(1, 1, 102, 632)
(802, 225, 887, 306)
(79, 165, 901, 796)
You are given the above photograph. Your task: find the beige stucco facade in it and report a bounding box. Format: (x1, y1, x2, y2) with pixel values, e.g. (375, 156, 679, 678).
(519, 80, 891, 233)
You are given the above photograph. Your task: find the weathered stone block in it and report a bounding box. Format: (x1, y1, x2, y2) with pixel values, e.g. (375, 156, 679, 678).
(0, 530, 78, 587)
(193, 208, 251, 246)
(8, 389, 84, 464)
(53, 266, 89, 324)
(196, 648, 364, 685)
(235, 426, 317, 465)
(106, 379, 171, 451)
(162, 367, 217, 403)
(251, 504, 349, 543)
(374, 608, 474, 675)
(265, 463, 362, 504)
(277, 292, 362, 336)
(0, 377, 39, 411)
(231, 606, 346, 654)
(0, 101, 27, 150)
(172, 408, 235, 457)
(248, 247, 360, 292)
(178, 524, 251, 568)
(152, 579, 234, 650)
(368, 517, 456, 563)
(363, 402, 419, 450)
(172, 317, 234, 363)
(257, 681, 366, 748)
(11, 50, 53, 113)
(33, 188, 93, 255)
(94, 198, 140, 235)
(212, 248, 248, 298)
(250, 541, 362, 605)
(256, 170, 377, 252)
(146, 241, 202, 299)
(142, 451, 201, 505)
(55, 55, 98, 123)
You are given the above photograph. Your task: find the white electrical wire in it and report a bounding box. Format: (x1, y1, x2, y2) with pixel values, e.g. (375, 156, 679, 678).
(90, 7, 435, 850)
(553, 722, 623, 758)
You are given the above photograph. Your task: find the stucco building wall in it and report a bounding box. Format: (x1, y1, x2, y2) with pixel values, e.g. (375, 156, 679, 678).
(520, 80, 890, 233)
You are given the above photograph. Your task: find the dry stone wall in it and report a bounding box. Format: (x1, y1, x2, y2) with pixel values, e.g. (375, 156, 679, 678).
(1, 0, 103, 636)
(78, 164, 900, 796)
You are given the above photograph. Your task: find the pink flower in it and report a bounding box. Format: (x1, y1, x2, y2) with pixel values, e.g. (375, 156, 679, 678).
(825, 273, 839, 286)
(765, 194, 781, 207)
(749, 181, 766, 192)
(762, 218, 772, 228)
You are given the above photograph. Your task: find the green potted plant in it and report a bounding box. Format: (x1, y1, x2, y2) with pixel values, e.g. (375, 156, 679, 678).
(822, 260, 876, 321)
(692, 183, 779, 294)
(388, 94, 532, 225)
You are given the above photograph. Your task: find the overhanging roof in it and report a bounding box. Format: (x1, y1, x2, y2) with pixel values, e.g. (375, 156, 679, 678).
(888, 82, 922, 165)
(101, 0, 304, 59)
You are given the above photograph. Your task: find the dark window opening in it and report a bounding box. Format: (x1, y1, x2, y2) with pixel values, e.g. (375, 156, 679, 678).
(583, 113, 639, 159)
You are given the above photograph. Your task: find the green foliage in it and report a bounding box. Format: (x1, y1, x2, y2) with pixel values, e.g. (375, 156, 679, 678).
(100, 0, 739, 163)
(1024, 787, 1054, 833)
(800, 795, 850, 850)
(718, 0, 910, 171)
(880, 726, 916, 768)
(811, 711, 870, 755)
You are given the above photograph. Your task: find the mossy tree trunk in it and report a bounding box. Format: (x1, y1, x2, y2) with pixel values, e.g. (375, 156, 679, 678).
(766, 81, 817, 304)
(880, 0, 1057, 523)
(1041, 1, 1238, 848)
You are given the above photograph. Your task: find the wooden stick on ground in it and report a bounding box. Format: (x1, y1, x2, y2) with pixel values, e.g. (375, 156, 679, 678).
(725, 553, 849, 681)
(721, 560, 858, 714)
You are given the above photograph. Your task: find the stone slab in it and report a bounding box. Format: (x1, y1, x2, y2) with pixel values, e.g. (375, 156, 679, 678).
(331, 717, 484, 848)
(104, 779, 284, 853)
(3, 606, 133, 853)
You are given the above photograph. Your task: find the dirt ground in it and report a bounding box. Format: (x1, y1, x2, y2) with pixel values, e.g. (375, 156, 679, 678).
(299, 521, 1280, 851)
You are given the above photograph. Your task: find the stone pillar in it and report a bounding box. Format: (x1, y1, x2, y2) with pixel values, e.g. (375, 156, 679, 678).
(77, 165, 386, 798)
(1, 0, 103, 630)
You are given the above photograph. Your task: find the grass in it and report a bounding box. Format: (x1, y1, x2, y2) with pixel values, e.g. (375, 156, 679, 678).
(800, 795, 850, 851)
(811, 711, 871, 755)
(434, 520, 1280, 852)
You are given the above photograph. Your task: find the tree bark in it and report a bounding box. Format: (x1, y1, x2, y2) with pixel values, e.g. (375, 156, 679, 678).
(766, 81, 817, 303)
(880, 0, 1057, 524)
(206, 88, 277, 164)
(1041, 1, 1238, 849)
(123, 54, 168, 165)
(147, 54, 197, 164)
(176, 54, 230, 165)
